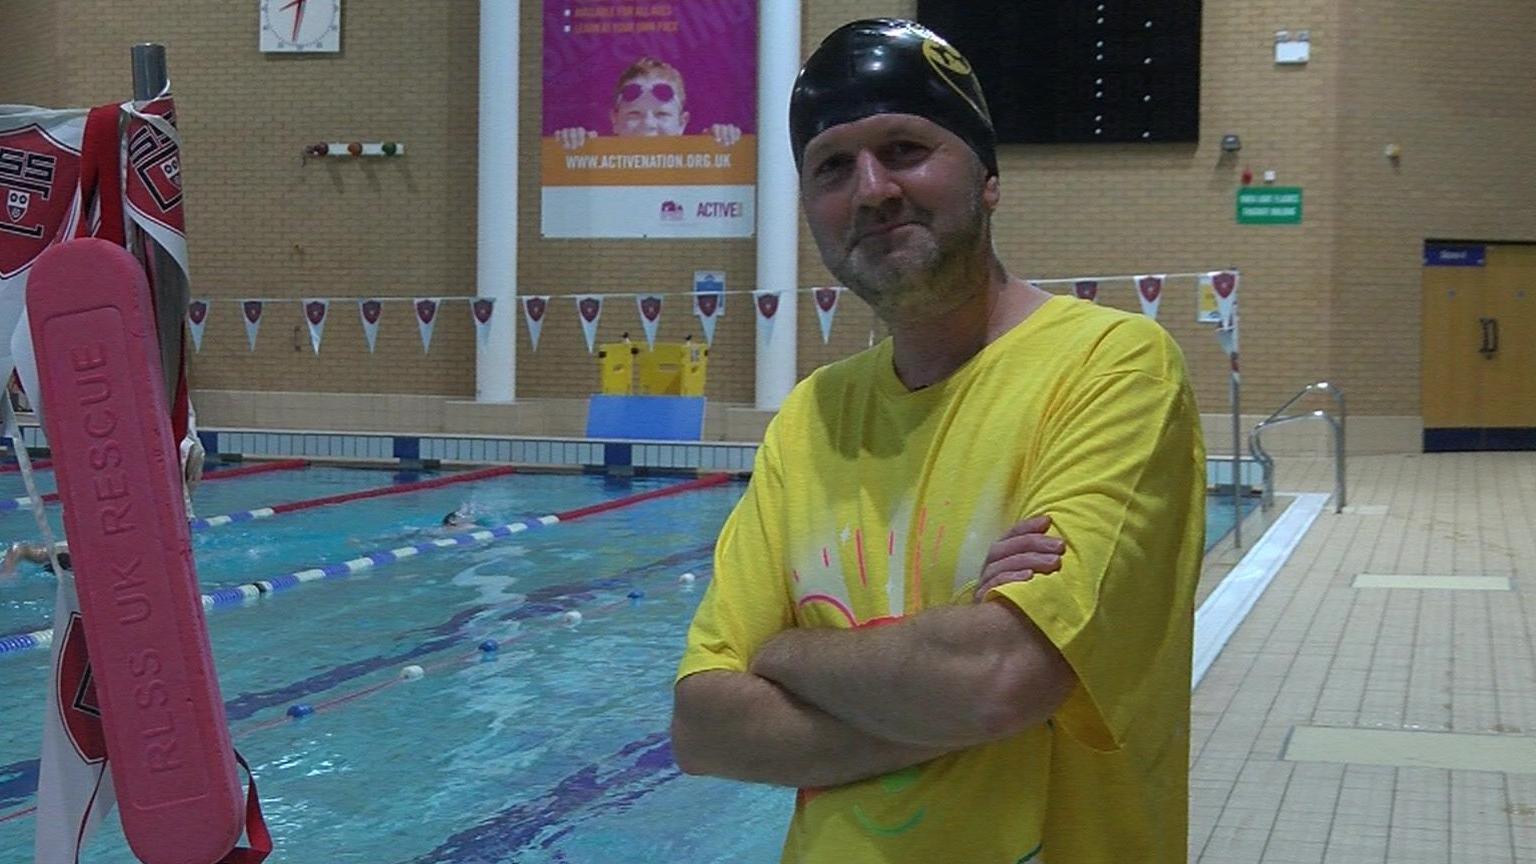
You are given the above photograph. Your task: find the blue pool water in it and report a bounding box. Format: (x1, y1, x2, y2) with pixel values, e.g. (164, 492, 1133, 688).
(0, 467, 1248, 863)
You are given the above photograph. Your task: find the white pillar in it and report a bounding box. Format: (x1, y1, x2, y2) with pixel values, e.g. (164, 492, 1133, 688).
(476, 0, 519, 402)
(754, 0, 800, 411)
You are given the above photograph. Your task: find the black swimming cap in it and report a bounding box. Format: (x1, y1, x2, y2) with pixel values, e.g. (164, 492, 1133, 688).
(790, 19, 997, 177)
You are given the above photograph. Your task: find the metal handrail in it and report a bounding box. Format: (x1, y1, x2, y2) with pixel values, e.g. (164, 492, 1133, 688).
(1249, 382, 1347, 513)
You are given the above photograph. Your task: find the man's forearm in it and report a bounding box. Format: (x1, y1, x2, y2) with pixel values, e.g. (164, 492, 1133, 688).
(748, 602, 1071, 749)
(671, 669, 949, 788)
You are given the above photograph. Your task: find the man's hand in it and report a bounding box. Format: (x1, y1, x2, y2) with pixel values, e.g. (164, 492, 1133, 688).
(555, 127, 599, 149)
(708, 123, 742, 147)
(973, 515, 1063, 601)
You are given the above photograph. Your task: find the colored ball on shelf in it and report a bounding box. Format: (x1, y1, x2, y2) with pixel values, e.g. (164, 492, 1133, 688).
(478, 639, 499, 653)
(399, 665, 425, 681)
(306, 142, 329, 157)
(678, 572, 697, 585)
(381, 142, 398, 156)
(347, 141, 363, 156)
(287, 703, 314, 719)
(562, 610, 583, 627)
(627, 590, 644, 600)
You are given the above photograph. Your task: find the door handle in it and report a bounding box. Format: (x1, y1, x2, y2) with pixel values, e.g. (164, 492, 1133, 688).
(1478, 318, 1496, 357)
(1488, 317, 1498, 356)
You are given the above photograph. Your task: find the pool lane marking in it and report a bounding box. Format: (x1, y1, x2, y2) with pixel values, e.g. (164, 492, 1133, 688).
(0, 458, 310, 512)
(0, 474, 733, 657)
(189, 463, 518, 530)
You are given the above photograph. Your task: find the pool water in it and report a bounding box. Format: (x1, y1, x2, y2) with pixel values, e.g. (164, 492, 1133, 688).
(0, 467, 1246, 863)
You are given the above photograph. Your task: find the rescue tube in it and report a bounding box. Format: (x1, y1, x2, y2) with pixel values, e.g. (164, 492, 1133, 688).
(28, 239, 244, 864)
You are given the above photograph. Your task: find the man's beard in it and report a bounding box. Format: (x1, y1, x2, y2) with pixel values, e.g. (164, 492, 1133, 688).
(830, 194, 989, 325)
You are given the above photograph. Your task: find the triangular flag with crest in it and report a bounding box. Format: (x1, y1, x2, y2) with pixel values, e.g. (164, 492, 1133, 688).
(187, 299, 208, 352)
(522, 296, 549, 351)
(472, 297, 495, 351)
(576, 295, 603, 354)
(754, 289, 782, 346)
(302, 298, 328, 354)
(358, 299, 382, 353)
(415, 297, 439, 353)
(813, 287, 840, 344)
(637, 294, 663, 350)
(694, 291, 722, 346)
(1209, 270, 1239, 326)
(1136, 275, 1165, 320)
(242, 300, 262, 351)
(1074, 280, 1099, 303)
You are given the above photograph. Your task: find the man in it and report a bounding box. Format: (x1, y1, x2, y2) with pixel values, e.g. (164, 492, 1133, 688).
(554, 57, 742, 149)
(670, 19, 1206, 864)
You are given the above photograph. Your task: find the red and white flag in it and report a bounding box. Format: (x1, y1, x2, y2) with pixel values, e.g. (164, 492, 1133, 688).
(1074, 280, 1099, 303)
(187, 300, 209, 351)
(1136, 274, 1165, 320)
(0, 107, 86, 422)
(522, 296, 548, 352)
(576, 295, 603, 354)
(813, 287, 840, 344)
(1209, 270, 1239, 326)
(754, 289, 782, 346)
(415, 297, 439, 353)
(302, 299, 328, 354)
(358, 299, 382, 353)
(472, 297, 495, 351)
(242, 300, 263, 351)
(33, 574, 118, 864)
(636, 294, 663, 350)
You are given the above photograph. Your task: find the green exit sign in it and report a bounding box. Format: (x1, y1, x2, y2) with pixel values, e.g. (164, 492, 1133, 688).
(1237, 187, 1303, 224)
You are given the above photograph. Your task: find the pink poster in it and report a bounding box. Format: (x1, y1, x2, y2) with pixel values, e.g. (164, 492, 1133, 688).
(541, 0, 757, 238)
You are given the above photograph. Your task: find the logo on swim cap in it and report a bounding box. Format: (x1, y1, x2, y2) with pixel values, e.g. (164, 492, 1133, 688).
(922, 37, 972, 76)
(920, 35, 986, 122)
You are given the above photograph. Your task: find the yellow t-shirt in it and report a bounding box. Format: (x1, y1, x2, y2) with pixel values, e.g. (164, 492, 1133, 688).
(677, 296, 1207, 863)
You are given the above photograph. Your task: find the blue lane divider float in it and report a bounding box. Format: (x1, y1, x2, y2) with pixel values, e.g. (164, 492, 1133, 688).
(189, 508, 277, 531)
(0, 515, 562, 657)
(0, 494, 53, 512)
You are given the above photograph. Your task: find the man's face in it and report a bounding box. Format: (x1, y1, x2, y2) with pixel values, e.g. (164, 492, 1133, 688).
(799, 114, 998, 323)
(611, 74, 689, 136)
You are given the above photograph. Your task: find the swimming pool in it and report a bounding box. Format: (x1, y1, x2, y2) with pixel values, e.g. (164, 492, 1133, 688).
(0, 467, 1247, 862)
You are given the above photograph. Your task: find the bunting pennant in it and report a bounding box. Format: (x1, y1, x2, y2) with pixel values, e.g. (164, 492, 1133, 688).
(693, 291, 722, 346)
(522, 296, 549, 352)
(1136, 275, 1165, 320)
(637, 294, 663, 350)
(576, 294, 603, 354)
(1073, 280, 1099, 302)
(1210, 270, 1239, 326)
(242, 300, 263, 351)
(472, 297, 495, 351)
(187, 300, 208, 352)
(813, 287, 841, 344)
(358, 299, 382, 353)
(754, 289, 782, 346)
(302, 298, 328, 354)
(415, 297, 439, 353)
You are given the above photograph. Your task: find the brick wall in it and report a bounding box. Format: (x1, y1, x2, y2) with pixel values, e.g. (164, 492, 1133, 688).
(0, 0, 62, 106)
(1332, 0, 1536, 413)
(1, 0, 1531, 423)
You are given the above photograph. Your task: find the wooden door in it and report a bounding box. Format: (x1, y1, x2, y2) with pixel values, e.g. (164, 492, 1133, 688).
(1422, 242, 1536, 451)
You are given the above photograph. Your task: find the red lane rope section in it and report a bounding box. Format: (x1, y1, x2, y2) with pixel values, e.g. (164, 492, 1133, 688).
(267, 464, 518, 515)
(554, 472, 731, 522)
(0, 459, 52, 474)
(201, 459, 310, 482)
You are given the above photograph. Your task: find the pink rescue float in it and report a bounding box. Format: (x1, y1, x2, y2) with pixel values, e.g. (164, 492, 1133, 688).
(27, 239, 248, 864)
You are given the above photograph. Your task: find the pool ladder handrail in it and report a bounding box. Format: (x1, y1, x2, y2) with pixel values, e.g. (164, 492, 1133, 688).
(1249, 382, 1346, 513)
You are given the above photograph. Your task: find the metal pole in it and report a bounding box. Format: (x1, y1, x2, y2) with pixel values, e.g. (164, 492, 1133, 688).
(1232, 364, 1241, 548)
(130, 43, 187, 409)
